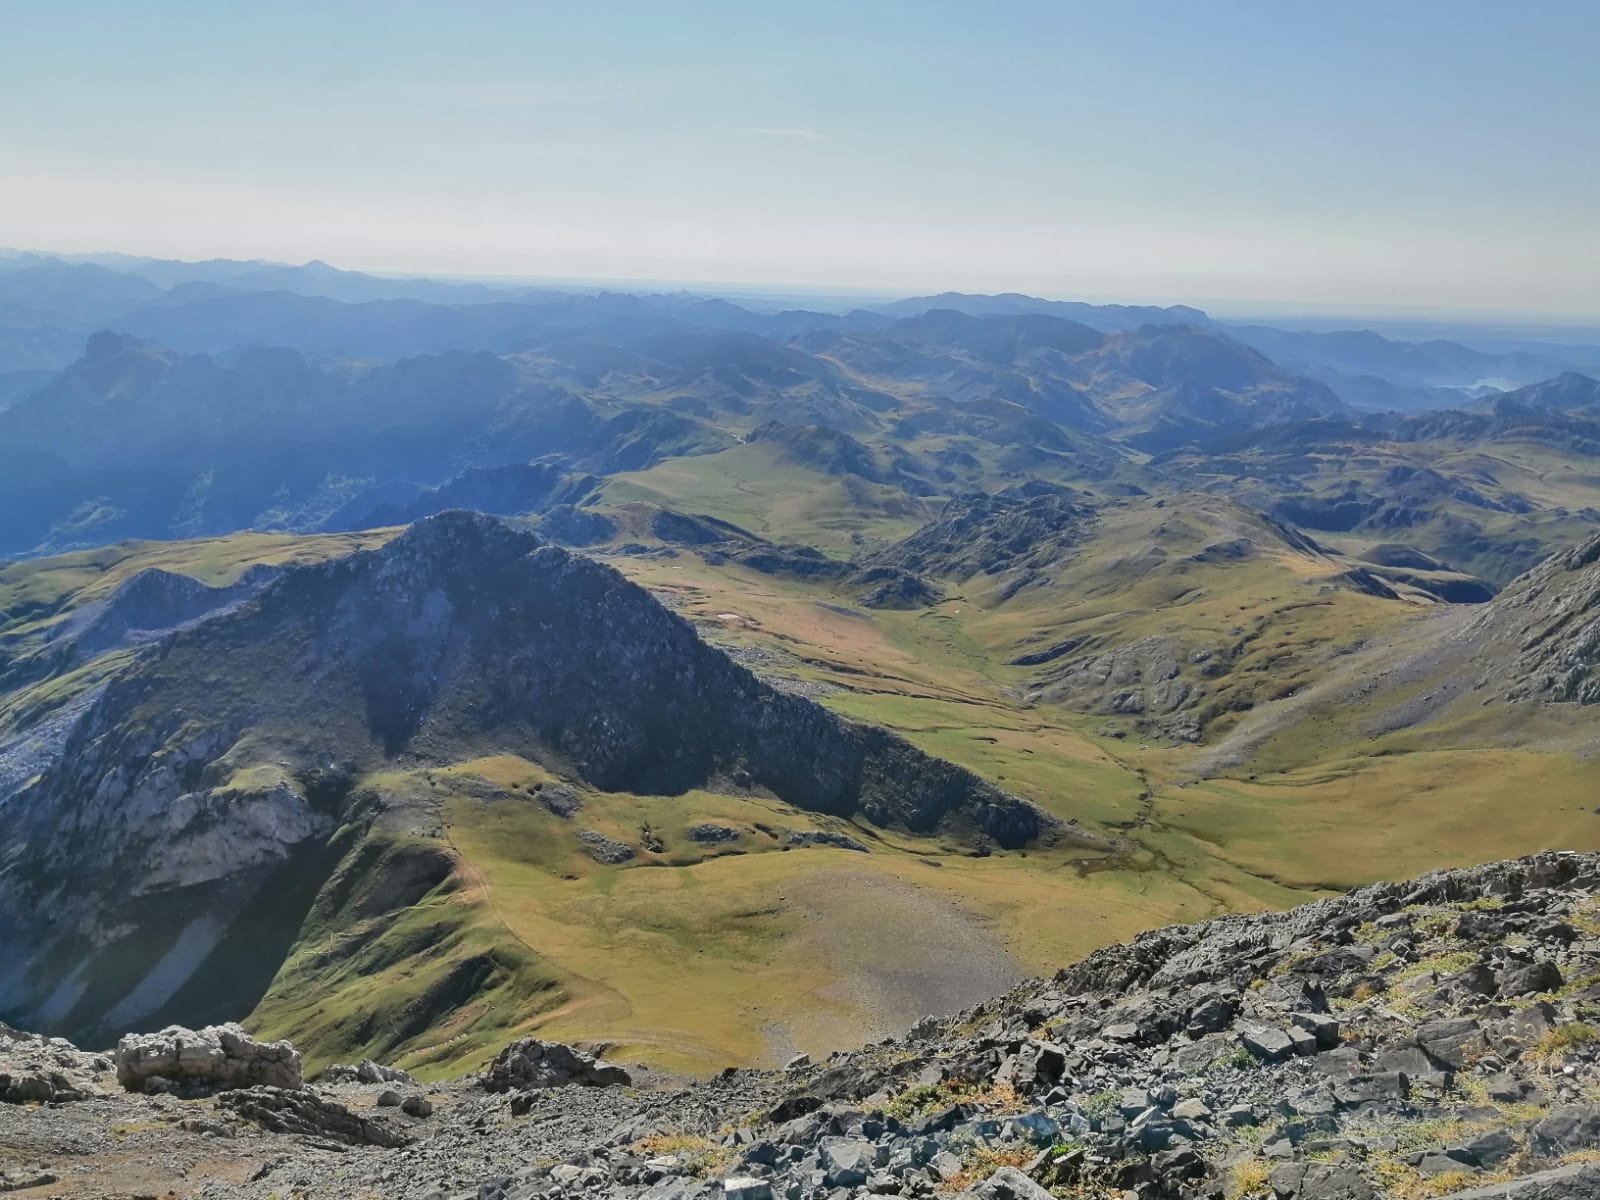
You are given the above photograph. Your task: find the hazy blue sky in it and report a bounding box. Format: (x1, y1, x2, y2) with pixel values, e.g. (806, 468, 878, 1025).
(3, 1, 1597, 315)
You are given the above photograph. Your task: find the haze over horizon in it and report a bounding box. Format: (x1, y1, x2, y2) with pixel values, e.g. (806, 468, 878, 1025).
(4, 0, 1599, 319)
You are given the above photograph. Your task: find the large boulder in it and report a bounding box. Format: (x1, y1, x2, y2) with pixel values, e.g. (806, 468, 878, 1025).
(480, 1039, 630, 1092)
(114, 1023, 302, 1093)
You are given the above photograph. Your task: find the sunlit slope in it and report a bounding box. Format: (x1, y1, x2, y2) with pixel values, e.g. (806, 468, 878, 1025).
(603, 440, 936, 554)
(5, 511, 1599, 1083)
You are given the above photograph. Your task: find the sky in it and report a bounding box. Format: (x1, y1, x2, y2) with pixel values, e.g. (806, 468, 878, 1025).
(3, 0, 1598, 317)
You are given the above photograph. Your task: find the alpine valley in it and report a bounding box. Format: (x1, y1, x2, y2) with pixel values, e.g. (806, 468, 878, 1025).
(3, 250, 1600, 1200)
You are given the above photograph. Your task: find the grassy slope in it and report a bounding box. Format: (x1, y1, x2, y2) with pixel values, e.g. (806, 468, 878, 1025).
(9, 512, 1599, 1078)
(603, 442, 935, 555)
(595, 527, 1600, 1052)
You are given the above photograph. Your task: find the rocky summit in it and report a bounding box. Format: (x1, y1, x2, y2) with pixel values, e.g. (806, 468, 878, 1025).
(4, 851, 1600, 1199)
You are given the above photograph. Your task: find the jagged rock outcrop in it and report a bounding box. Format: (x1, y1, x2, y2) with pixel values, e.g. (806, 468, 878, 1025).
(850, 565, 943, 610)
(1028, 635, 1194, 720)
(866, 484, 1099, 597)
(731, 850, 1600, 1200)
(480, 1039, 631, 1092)
(114, 1023, 302, 1094)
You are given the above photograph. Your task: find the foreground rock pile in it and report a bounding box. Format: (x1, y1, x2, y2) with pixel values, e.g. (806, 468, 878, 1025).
(4, 852, 1600, 1200)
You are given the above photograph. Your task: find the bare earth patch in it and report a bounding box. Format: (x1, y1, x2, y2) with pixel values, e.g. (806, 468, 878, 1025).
(762, 866, 1024, 1064)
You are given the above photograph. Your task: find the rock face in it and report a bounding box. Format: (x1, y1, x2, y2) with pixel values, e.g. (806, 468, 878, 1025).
(1485, 531, 1600, 704)
(480, 1039, 631, 1092)
(113, 1024, 302, 1094)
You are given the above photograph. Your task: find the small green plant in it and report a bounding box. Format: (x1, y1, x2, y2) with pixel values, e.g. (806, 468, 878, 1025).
(1414, 912, 1458, 937)
(1079, 1088, 1121, 1120)
(944, 1146, 1036, 1193)
(1212, 1044, 1258, 1071)
(1571, 898, 1600, 937)
(885, 1082, 946, 1119)
(632, 1133, 736, 1177)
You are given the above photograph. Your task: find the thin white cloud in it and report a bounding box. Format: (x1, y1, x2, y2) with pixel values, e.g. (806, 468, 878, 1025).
(744, 127, 821, 141)
(452, 77, 670, 107)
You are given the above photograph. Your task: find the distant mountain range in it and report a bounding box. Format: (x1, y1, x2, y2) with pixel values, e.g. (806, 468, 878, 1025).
(2, 254, 1599, 597)
(3, 250, 1596, 414)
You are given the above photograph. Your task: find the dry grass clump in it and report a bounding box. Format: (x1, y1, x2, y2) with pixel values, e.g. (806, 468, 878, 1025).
(1529, 1022, 1600, 1063)
(1226, 1159, 1272, 1198)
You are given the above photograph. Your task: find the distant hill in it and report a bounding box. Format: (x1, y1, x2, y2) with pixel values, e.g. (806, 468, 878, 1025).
(866, 291, 1212, 332)
(1484, 371, 1600, 414)
(1198, 527, 1600, 774)
(805, 311, 1344, 449)
(0, 334, 726, 556)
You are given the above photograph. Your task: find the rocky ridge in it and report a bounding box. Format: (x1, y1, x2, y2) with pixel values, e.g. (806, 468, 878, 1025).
(865, 484, 1099, 602)
(5, 852, 1600, 1200)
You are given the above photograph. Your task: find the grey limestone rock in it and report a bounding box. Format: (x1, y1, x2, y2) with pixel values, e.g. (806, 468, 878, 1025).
(217, 1085, 414, 1147)
(480, 1039, 631, 1092)
(113, 1023, 302, 1093)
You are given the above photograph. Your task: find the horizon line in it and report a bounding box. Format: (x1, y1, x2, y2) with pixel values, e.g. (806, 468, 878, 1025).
(6, 242, 1600, 334)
